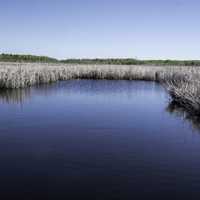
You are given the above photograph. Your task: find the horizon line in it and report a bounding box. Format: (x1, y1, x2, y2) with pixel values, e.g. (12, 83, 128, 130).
(1, 53, 200, 61)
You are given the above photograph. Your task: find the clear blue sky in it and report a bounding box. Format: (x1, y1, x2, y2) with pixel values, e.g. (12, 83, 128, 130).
(0, 0, 200, 59)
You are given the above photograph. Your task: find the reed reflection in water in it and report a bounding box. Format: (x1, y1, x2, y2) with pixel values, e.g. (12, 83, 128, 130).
(167, 101, 200, 132)
(0, 88, 31, 104)
(0, 80, 200, 133)
(0, 80, 159, 104)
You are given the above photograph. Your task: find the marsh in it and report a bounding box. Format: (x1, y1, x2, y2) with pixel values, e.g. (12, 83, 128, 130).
(1, 62, 200, 115)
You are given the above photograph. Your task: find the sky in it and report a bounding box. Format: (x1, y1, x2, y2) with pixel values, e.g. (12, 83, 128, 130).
(0, 0, 200, 59)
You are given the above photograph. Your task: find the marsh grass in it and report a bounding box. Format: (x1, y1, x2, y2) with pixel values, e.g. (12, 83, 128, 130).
(164, 72, 200, 115)
(0, 62, 200, 115)
(0, 63, 162, 88)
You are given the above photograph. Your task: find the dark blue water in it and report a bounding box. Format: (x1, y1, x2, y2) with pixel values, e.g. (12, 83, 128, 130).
(0, 80, 200, 199)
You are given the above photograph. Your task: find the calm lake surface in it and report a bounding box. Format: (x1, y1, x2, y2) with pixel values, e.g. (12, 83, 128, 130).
(0, 80, 200, 199)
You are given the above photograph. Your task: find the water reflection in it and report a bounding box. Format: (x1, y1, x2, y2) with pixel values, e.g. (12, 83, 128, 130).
(0, 88, 31, 104)
(1, 80, 200, 133)
(167, 101, 200, 131)
(0, 83, 61, 104)
(1, 80, 200, 198)
(0, 80, 159, 104)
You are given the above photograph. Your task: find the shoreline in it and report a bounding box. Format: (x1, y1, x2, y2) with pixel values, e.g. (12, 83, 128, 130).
(0, 62, 199, 116)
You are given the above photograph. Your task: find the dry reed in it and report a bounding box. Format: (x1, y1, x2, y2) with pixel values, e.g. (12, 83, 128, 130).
(0, 62, 200, 115)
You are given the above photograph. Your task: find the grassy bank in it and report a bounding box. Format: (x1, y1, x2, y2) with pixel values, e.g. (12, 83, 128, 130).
(1, 53, 200, 66)
(0, 62, 199, 116)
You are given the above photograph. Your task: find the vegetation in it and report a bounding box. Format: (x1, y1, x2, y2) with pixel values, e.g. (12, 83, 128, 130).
(0, 63, 162, 89)
(0, 54, 58, 63)
(0, 60, 200, 116)
(61, 58, 200, 66)
(164, 72, 200, 116)
(1, 53, 200, 66)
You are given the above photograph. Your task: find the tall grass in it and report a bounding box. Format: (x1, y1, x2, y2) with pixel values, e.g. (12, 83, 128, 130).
(0, 63, 162, 88)
(0, 62, 200, 115)
(164, 72, 200, 115)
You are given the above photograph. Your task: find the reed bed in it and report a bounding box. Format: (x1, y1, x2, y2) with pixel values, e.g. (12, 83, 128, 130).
(164, 72, 200, 115)
(0, 62, 162, 88)
(0, 62, 200, 115)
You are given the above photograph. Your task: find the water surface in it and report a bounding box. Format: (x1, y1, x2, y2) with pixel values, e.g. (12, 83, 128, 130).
(0, 80, 200, 199)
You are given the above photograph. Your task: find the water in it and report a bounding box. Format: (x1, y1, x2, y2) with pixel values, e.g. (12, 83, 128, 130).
(0, 80, 200, 199)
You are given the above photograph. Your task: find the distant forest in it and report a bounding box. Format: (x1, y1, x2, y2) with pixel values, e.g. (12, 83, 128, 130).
(0, 53, 200, 66)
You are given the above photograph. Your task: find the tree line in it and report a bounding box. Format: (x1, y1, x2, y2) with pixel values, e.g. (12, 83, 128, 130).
(1, 54, 200, 66)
